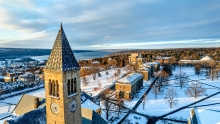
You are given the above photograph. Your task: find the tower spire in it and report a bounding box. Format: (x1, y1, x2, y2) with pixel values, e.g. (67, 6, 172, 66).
(45, 23, 80, 72)
(60, 22, 63, 31)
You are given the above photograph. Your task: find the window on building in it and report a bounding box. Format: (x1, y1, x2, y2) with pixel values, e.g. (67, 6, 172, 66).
(68, 79, 70, 95)
(74, 78, 77, 92)
(52, 80, 55, 96)
(49, 79, 52, 95)
(55, 80, 59, 97)
(71, 78, 74, 94)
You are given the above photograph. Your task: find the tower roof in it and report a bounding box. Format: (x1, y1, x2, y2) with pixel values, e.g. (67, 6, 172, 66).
(44, 23, 80, 72)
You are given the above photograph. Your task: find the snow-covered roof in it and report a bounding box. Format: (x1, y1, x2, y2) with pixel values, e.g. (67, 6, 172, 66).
(200, 56, 212, 61)
(155, 56, 171, 60)
(4, 77, 11, 79)
(147, 62, 160, 65)
(138, 67, 150, 71)
(179, 60, 200, 62)
(117, 73, 142, 84)
(91, 61, 100, 64)
(193, 108, 220, 124)
(7, 106, 46, 124)
(12, 94, 45, 116)
(163, 57, 171, 59)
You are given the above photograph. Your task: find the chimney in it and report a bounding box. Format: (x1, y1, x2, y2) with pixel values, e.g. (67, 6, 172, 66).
(34, 97, 39, 109)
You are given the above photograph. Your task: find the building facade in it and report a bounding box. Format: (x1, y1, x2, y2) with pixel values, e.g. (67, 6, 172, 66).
(115, 73, 143, 100)
(137, 68, 151, 80)
(128, 53, 139, 65)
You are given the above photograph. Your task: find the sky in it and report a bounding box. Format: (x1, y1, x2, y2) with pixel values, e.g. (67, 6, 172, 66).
(0, 0, 220, 50)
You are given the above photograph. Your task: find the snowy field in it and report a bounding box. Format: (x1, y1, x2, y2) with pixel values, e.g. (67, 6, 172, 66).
(134, 66, 220, 123)
(81, 68, 127, 97)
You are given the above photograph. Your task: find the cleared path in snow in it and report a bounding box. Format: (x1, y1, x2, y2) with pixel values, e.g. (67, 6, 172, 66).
(118, 77, 159, 124)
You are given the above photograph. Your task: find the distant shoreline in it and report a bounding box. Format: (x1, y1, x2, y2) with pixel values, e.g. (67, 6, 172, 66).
(0, 49, 113, 61)
(0, 48, 96, 60)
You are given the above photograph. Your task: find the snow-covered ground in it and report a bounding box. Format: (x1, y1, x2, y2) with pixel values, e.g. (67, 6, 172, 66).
(81, 68, 127, 97)
(2, 66, 219, 124)
(134, 66, 220, 123)
(0, 68, 127, 123)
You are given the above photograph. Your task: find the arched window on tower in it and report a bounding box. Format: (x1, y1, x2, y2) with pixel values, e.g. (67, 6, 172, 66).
(55, 80, 59, 97)
(71, 78, 74, 94)
(74, 78, 77, 93)
(52, 80, 55, 96)
(68, 79, 70, 96)
(49, 79, 52, 95)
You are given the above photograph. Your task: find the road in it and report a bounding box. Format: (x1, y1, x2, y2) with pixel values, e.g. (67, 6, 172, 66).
(118, 77, 159, 124)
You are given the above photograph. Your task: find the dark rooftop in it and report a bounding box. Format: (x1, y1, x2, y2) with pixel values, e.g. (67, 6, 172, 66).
(44, 23, 80, 72)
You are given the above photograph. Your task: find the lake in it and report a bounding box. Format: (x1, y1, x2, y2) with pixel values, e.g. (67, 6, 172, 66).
(31, 51, 113, 61)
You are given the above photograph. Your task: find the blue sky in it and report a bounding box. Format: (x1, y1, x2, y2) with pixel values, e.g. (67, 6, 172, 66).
(0, 0, 220, 50)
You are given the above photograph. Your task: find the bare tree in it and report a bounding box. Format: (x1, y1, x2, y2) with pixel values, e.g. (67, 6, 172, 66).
(194, 63, 202, 77)
(175, 72, 188, 89)
(82, 76, 88, 86)
(209, 61, 217, 81)
(215, 63, 220, 80)
(164, 88, 178, 109)
(155, 64, 172, 92)
(98, 72, 101, 77)
(106, 71, 109, 75)
(101, 93, 114, 120)
(157, 73, 169, 91)
(116, 98, 124, 117)
(185, 82, 206, 98)
(91, 66, 99, 80)
(116, 68, 121, 75)
(143, 94, 147, 110)
(98, 80, 102, 89)
(113, 72, 118, 80)
(152, 82, 161, 99)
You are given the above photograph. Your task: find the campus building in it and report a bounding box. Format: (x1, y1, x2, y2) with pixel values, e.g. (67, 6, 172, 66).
(137, 67, 151, 81)
(128, 53, 143, 65)
(154, 56, 171, 64)
(179, 56, 214, 64)
(128, 53, 160, 81)
(115, 73, 143, 100)
(128, 53, 139, 65)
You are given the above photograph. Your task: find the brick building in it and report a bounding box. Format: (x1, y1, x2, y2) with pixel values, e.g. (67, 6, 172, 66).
(115, 73, 143, 100)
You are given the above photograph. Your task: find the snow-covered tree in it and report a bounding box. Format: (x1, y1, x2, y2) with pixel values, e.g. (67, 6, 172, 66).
(174, 72, 188, 89)
(185, 82, 206, 98)
(164, 88, 178, 109)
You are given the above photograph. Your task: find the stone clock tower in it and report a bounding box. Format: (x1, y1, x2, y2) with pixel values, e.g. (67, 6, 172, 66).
(44, 23, 82, 124)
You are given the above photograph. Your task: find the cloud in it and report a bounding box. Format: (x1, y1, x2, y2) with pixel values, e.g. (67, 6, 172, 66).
(86, 39, 220, 49)
(0, 0, 220, 49)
